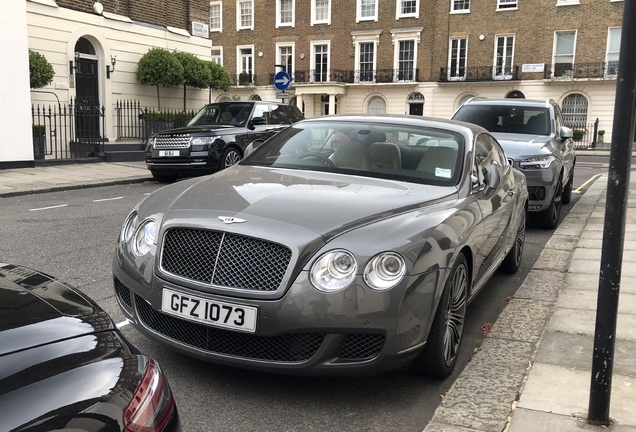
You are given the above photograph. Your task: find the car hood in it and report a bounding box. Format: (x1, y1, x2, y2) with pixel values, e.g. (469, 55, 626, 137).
(490, 132, 556, 160)
(0, 264, 113, 357)
(155, 124, 241, 136)
(157, 165, 457, 240)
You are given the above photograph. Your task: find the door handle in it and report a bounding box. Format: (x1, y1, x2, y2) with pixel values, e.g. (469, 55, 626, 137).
(507, 190, 516, 196)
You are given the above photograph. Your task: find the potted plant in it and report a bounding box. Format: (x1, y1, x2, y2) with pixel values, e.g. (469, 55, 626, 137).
(597, 129, 606, 142)
(238, 72, 252, 85)
(572, 128, 587, 140)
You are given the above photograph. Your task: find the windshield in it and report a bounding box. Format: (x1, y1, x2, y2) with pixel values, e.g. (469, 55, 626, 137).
(454, 105, 551, 136)
(187, 102, 254, 127)
(241, 120, 464, 186)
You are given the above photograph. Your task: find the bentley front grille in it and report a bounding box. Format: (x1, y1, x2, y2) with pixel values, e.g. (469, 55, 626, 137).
(153, 135, 191, 149)
(161, 228, 292, 292)
(135, 294, 325, 362)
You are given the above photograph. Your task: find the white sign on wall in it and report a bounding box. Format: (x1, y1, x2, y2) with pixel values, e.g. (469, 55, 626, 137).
(522, 64, 545, 73)
(191, 22, 209, 38)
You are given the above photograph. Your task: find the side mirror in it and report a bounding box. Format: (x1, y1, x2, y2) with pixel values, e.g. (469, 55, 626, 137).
(251, 116, 266, 126)
(560, 126, 573, 141)
(484, 161, 501, 193)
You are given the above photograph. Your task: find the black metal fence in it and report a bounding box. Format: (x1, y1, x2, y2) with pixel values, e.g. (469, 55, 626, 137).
(115, 99, 196, 141)
(567, 118, 601, 150)
(31, 98, 105, 161)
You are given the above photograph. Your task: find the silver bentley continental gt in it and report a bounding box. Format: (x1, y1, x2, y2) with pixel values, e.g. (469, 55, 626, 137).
(113, 114, 528, 378)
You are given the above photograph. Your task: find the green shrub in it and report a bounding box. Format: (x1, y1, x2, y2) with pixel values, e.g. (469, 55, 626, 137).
(29, 49, 55, 89)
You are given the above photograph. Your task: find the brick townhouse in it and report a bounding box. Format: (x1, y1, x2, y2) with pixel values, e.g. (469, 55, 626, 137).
(2, 0, 626, 166)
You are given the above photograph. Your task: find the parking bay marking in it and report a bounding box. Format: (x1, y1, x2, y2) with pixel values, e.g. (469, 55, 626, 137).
(574, 173, 603, 194)
(93, 196, 124, 203)
(29, 204, 69, 212)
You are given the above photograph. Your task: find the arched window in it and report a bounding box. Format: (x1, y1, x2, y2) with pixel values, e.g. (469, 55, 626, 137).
(562, 93, 589, 128)
(217, 94, 232, 102)
(367, 96, 386, 114)
(249, 94, 262, 101)
(456, 94, 477, 109)
(506, 90, 525, 99)
(288, 96, 305, 115)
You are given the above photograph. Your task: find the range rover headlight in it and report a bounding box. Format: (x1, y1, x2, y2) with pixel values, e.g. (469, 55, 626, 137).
(133, 220, 158, 256)
(190, 136, 218, 151)
(145, 137, 154, 152)
(519, 155, 555, 169)
(364, 252, 406, 290)
(310, 250, 357, 292)
(121, 212, 139, 243)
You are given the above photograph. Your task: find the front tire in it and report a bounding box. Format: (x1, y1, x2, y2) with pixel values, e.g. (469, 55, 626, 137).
(412, 254, 468, 378)
(221, 147, 242, 170)
(562, 168, 574, 205)
(539, 176, 563, 230)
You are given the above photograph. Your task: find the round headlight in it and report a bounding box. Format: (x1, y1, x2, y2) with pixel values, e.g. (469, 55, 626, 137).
(133, 220, 158, 256)
(310, 250, 357, 292)
(121, 212, 138, 243)
(364, 252, 406, 290)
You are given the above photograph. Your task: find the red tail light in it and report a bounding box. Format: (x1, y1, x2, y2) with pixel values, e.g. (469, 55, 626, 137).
(124, 357, 175, 432)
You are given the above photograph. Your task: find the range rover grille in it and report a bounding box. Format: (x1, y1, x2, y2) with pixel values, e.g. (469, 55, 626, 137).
(153, 135, 191, 149)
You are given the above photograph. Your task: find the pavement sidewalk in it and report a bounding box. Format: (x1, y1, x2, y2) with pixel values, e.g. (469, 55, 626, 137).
(0, 159, 634, 431)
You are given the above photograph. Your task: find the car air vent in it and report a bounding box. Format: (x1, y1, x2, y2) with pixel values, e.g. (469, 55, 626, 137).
(153, 134, 191, 149)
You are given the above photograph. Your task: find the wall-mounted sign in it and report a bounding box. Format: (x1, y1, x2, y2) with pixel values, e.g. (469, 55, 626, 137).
(522, 63, 545, 73)
(191, 21, 209, 38)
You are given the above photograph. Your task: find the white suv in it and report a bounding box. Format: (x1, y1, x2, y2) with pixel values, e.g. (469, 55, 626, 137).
(452, 98, 575, 229)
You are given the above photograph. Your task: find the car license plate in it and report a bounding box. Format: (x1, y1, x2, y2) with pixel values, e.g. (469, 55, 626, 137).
(158, 150, 180, 157)
(161, 288, 257, 333)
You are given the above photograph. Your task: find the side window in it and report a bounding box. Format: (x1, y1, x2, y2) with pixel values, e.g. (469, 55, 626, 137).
(270, 104, 292, 124)
(252, 103, 270, 124)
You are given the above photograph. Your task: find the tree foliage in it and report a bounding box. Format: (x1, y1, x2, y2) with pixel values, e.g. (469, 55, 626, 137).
(174, 52, 211, 89)
(207, 61, 233, 92)
(135, 48, 184, 109)
(29, 49, 55, 89)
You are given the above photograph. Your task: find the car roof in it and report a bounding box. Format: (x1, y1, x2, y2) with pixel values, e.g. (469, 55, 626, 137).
(461, 98, 554, 108)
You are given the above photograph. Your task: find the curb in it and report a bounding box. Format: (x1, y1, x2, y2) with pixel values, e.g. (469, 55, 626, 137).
(423, 175, 607, 432)
(0, 176, 153, 198)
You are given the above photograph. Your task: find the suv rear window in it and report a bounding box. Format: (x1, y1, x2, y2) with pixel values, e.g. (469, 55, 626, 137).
(454, 105, 551, 136)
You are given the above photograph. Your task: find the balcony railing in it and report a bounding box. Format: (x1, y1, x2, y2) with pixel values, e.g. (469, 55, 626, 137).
(544, 62, 619, 79)
(268, 69, 420, 85)
(438, 65, 520, 83)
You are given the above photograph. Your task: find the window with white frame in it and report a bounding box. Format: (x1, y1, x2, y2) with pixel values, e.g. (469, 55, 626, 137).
(312, 42, 330, 82)
(451, 0, 470, 12)
(210, 1, 222, 32)
(553, 30, 576, 78)
(448, 37, 467, 80)
(397, 0, 419, 18)
(497, 0, 517, 9)
(237, 0, 254, 30)
(311, 0, 331, 25)
(277, 44, 294, 75)
(358, 42, 375, 82)
(366, 96, 386, 114)
(556, 0, 580, 6)
(211, 47, 223, 64)
(277, 0, 294, 27)
(494, 35, 514, 79)
(357, 0, 378, 22)
(606, 27, 621, 76)
(392, 28, 421, 82)
(237, 46, 254, 83)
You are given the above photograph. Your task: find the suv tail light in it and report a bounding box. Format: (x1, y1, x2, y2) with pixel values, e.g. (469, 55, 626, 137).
(124, 358, 175, 432)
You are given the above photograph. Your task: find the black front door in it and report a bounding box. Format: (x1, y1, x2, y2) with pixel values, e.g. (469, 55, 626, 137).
(409, 103, 424, 116)
(75, 58, 100, 140)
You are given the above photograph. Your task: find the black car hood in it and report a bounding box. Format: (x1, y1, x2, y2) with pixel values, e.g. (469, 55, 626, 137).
(156, 124, 241, 135)
(0, 264, 112, 357)
(160, 165, 456, 237)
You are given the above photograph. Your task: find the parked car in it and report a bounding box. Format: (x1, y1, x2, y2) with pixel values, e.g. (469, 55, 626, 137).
(113, 114, 528, 378)
(0, 263, 181, 432)
(145, 100, 304, 182)
(451, 98, 576, 229)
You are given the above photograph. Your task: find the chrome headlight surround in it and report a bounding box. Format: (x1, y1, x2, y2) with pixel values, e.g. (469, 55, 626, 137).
(133, 219, 158, 257)
(145, 137, 155, 152)
(121, 212, 139, 243)
(519, 155, 555, 170)
(310, 250, 357, 293)
(190, 136, 218, 151)
(363, 252, 406, 291)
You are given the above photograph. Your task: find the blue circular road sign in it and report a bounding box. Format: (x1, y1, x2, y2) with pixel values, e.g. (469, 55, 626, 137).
(274, 71, 291, 91)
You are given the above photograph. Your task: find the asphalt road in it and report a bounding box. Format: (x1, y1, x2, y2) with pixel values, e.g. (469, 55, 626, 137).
(0, 158, 610, 432)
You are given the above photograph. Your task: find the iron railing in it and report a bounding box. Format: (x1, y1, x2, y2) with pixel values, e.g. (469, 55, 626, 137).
(544, 62, 619, 79)
(268, 69, 420, 85)
(115, 100, 196, 141)
(566, 118, 601, 150)
(438, 65, 520, 82)
(31, 98, 105, 161)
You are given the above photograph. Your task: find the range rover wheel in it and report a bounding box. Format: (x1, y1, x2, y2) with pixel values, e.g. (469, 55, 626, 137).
(221, 147, 242, 169)
(151, 171, 177, 183)
(540, 176, 563, 229)
(412, 254, 468, 378)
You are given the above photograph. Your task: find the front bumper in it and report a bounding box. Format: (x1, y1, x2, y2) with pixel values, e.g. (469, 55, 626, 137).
(113, 256, 442, 376)
(516, 165, 560, 212)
